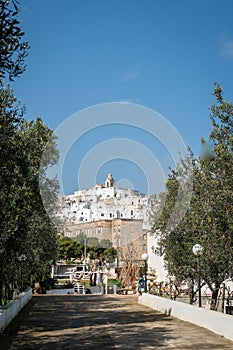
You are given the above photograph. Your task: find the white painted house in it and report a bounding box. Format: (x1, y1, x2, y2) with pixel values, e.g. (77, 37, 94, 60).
(58, 173, 153, 231)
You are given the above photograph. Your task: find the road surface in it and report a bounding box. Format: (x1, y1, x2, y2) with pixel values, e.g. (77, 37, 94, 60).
(0, 294, 232, 349)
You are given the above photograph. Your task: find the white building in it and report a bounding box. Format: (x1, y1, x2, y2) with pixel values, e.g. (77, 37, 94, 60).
(58, 173, 168, 282)
(59, 173, 154, 231)
(147, 232, 168, 282)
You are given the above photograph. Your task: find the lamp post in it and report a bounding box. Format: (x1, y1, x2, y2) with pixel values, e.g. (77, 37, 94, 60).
(192, 244, 204, 307)
(84, 237, 87, 270)
(18, 254, 27, 292)
(141, 253, 149, 293)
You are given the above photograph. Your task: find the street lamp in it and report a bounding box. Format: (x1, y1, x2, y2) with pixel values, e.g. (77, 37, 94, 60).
(141, 253, 149, 293)
(18, 254, 27, 292)
(192, 244, 204, 307)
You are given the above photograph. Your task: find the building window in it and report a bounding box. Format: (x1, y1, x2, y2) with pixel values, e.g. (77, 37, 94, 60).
(110, 213, 112, 218)
(131, 210, 134, 216)
(143, 244, 147, 250)
(143, 234, 147, 240)
(101, 213, 104, 217)
(96, 226, 102, 234)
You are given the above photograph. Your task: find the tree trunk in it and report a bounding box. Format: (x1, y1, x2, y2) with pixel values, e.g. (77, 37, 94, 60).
(210, 283, 220, 310)
(188, 279, 196, 304)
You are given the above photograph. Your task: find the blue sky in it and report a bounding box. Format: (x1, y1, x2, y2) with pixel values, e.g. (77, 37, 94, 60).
(13, 0, 233, 195)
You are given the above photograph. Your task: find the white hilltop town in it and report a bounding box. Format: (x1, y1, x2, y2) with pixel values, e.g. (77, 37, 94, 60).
(60, 173, 152, 229)
(57, 173, 168, 282)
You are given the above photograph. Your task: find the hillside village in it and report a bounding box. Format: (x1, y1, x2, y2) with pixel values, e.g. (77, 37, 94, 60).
(56, 174, 162, 277)
(59, 174, 154, 228)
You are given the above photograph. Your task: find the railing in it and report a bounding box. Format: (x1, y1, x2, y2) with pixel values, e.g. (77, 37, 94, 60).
(148, 280, 233, 313)
(74, 283, 86, 294)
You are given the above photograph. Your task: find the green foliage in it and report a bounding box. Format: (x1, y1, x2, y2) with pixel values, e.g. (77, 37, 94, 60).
(102, 247, 118, 263)
(108, 278, 121, 287)
(0, 84, 59, 303)
(73, 232, 85, 245)
(0, 0, 29, 80)
(0, 2, 59, 303)
(151, 84, 233, 309)
(58, 234, 117, 263)
(58, 237, 83, 260)
(86, 237, 117, 263)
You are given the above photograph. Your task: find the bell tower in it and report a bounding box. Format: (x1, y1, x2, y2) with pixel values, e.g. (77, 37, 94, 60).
(105, 173, 115, 187)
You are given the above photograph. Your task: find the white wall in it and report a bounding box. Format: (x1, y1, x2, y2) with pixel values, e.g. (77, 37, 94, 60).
(147, 234, 168, 282)
(0, 288, 32, 333)
(139, 293, 233, 342)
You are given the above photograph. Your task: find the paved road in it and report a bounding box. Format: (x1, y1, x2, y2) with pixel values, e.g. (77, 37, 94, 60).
(0, 295, 233, 349)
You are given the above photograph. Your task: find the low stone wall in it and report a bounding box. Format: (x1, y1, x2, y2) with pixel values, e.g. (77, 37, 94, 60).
(139, 293, 233, 342)
(0, 288, 32, 333)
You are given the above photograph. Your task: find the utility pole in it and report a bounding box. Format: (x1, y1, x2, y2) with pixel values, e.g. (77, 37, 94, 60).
(84, 237, 87, 270)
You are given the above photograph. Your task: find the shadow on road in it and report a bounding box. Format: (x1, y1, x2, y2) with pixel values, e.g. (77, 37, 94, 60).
(0, 295, 232, 349)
